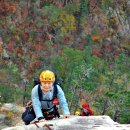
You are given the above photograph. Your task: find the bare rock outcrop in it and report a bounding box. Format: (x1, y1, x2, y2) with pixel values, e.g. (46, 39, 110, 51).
(0, 103, 25, 129)
(2, 115, 130, 130)
(1, 103, 25, 113)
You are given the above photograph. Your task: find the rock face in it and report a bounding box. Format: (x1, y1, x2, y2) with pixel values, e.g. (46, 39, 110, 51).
(1, 103, 25, 113)
(0, 113, 9, 129)
(0, 103, 25, 129)
(2, 115, 130, 130)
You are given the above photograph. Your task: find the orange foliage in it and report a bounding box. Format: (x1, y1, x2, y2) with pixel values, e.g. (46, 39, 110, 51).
(114, 51, 119, 59)
(57, 49, 63, 55)
(81, 99, 87, 105)
(0, 2, 9, 13)
(92, 45, 101, 57)
(45, 50, 51, 57)
(21, 6, 28, 17)
(63, 35, 71, 44)
(28, 41, 33, 46)
(46, 34, 53, 40)
(0, 2, 16, 16)
(103, 42, 112, 53)
(91, 35, 101, 42)
(33, 44, 42, 50)
(17, 53, 22, 58)
(0, 37, 3, 54)
(15, 47, 23, 58)
(9, 4, 16, 13)
(2, 59, 8, 65)
(33, 44, 48, 51)
(7, 40, 15, 53)
(82, 23, 91, 33)
(22, 33, 29, 41)
(0, 44, 3, 54)
(79, 39, 87, 50)
(35, 36, 43, 42)
(29, 61, 42, 70)
(92, 7, 103, 14)
(42, 44, 48, 50)
(116, 24, 123, 31)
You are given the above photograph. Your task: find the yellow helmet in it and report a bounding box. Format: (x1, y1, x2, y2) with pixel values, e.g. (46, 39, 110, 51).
(75, 111, 81, 116)
(39, 70, 55, 82)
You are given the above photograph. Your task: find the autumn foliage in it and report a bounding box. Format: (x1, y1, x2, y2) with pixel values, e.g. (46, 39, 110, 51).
(0, 0, 130, 123)
(0, 2, 16, 17)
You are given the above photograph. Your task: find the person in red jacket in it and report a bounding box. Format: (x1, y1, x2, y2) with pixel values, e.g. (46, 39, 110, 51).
(81, 103, 94, 116)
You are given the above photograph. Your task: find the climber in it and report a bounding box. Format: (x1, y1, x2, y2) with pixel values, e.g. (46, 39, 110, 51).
(75, 108, 81, 116)
(81, 103, 94, 116)
(22, 70, 70, 125)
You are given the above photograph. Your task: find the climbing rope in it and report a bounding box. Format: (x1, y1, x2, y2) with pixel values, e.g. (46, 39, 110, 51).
(33, 122, 53, 130)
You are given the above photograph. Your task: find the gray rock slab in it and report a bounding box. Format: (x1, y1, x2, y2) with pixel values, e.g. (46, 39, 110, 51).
(0, 113, 6, 121)
(2, 115, 130, 130)
(1, 103, 25, 113)
(0, 113, 9, 130)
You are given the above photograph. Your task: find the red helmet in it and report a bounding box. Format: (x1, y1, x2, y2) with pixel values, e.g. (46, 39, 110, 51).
(82, 103, 89, 108)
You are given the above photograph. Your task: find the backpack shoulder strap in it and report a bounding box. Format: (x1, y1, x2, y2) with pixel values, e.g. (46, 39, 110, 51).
(38, 84, 43, 101)
(53, 83, 58, 99)
(37, 83, 58, 101)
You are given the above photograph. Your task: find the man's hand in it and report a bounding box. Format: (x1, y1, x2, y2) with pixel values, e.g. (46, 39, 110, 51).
(63, 115, 70, 119)
(39, 119, 47, 122)
(38, 117, 47, 122)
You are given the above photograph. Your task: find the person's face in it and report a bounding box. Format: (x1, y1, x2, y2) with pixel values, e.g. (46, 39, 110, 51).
(41, 82, 53, 93)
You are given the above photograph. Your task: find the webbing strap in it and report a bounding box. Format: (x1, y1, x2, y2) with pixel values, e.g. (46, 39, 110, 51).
(38, 84, 43, 101)
(37, 84, 58, 101)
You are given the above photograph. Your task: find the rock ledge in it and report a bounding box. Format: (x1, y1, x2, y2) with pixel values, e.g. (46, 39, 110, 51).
(2, 115, 130, 130)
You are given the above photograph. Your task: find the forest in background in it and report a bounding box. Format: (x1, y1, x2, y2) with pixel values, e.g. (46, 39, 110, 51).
(0, 0, 130, 124)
